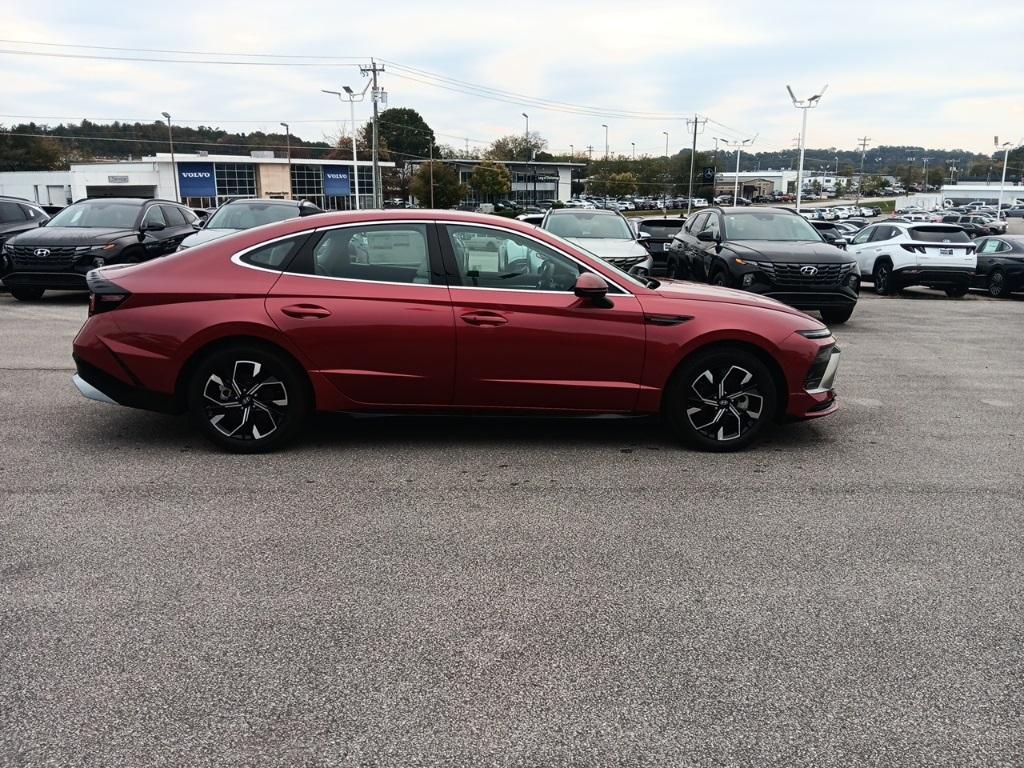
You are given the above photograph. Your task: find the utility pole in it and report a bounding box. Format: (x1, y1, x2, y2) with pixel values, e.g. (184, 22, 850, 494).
(280, 122, 291, 199)
(161, 112, 179, 202)
(856, 136, 870, 204)
(360, 59, 386, 208)
(686, 115, 707, 214)
(569, 143, 574, 159)
(429, 140, 434, 208)
(601, 124, 609, 159)
(586, 145, 593, 161)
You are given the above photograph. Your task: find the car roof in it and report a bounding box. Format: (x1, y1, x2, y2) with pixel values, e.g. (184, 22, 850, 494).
(220, 198, 312, 207)
(547, 208, 620, 216)
(75, 197, 184, 206)
(710, 206, 797, 215)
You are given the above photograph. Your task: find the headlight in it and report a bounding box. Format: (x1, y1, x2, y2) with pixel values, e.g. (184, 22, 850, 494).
(798, 328, 833, 340)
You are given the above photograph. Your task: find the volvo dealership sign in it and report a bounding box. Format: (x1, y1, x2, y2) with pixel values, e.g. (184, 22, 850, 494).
(178, 162, 216, 197)
(323, 167, 351, 197)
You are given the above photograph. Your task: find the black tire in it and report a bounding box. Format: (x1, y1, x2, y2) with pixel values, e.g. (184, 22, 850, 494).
(664, 346, 778, 452)
(186, 343, 310, 453)
(872, 260, 895, 295)
(987, 269, 1009, 298)
(10, 286, 45, 301)
(820, 306, 855, 324)
(944, 284, 969, 298)
(710, 268, 731, 288)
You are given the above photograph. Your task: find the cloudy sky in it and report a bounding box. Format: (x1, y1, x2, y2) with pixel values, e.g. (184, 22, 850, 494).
(2, 0, 1022, 159)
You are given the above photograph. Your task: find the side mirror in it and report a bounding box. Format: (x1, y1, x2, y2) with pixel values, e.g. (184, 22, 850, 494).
(636, 231, 650, 241)
(574, 272, 612, 307)
(142, 221, 166, 232)
(696, 230, 716, 242)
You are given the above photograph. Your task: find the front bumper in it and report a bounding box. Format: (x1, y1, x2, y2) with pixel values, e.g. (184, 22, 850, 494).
(1, 271, 89, 291)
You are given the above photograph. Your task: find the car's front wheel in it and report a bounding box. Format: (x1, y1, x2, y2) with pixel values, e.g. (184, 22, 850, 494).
(10, 286, 45, 301)
(186, 344, 310, 453)
(820, 306, 855, 324)
(664, 346, 778, 452)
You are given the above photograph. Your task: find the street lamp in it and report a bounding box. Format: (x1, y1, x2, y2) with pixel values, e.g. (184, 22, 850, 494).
(280, 122, 291, 199)
(996, 138, 1018, 219)
(569, 143, 574, 159)
(323, 84, 370, 210)
(719, 137, 754, 202)
(161, 111, 179, 202)
(663, 131, 669, 158)
(601, 124, 609, 159)
(786, 83, 828, 213)
(631, 141, 636, 161)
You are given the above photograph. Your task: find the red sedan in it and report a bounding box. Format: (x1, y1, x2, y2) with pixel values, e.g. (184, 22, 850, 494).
(72, 210, 840, 452)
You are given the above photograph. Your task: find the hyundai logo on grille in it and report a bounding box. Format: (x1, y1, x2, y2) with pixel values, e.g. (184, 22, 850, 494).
(33, 248, 50, 257)
(800, 265, 819, 276)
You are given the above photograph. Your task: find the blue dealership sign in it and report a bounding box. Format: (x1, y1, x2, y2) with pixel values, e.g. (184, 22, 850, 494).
(178, 162, 216, 197)
(323, 166, 351, 196)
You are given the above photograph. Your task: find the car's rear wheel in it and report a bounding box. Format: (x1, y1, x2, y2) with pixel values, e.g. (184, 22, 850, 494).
(987, 269, 1009, 298)
(186, 344, 310, 453)
(10, 286, 45, 301)
(664, 347, 778, 452)
(873, 261, 895, 295)
(820, 306, 854, 324)
(944, 283, 969, 298)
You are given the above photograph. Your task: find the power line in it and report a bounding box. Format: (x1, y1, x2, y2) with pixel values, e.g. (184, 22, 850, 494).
(0, 48, 358, 67)
(0, 38, 367, 60)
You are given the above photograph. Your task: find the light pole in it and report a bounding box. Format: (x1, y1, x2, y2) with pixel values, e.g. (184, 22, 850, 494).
(663, 131, 669, 158)
(786, 84, 828, 213)
(601, 124, 609, 159)
(906, 156, 916, 190)
(522, 112, 529, 143)
(280, 122, 291, 199)
(996, 139, 1016, 219)
(921, 156, 931, 192)
(323, 84, 370, 210)
(161, 111, 179, 202)
(631, 142, 636, 161)
(569, 143, 574, 159)
(719, 138, 754, 201)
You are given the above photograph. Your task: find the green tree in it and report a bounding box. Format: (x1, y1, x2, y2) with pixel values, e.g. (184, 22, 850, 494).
(468, 160, 511, 200)
(409, 162, 465, 209)
(359, 107, 435, 163)
(589, 171, 638, 197)
(0, 127, 63, 171)
(484, 132, 547, 161)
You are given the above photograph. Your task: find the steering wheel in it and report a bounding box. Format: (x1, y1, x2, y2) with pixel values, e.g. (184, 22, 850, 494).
(537, 259, 556, 290)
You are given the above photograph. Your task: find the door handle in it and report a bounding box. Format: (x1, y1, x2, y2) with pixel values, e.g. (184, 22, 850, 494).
(460, 311, 508, 326)
(281, 304, 331, 319)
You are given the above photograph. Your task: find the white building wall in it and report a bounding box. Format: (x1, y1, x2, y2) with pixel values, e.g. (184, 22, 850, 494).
(0, 171, 72, 205)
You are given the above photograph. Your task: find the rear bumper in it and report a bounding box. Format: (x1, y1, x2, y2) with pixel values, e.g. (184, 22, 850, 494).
(893, 266, 974, 285)
(72, 354, 181, 414)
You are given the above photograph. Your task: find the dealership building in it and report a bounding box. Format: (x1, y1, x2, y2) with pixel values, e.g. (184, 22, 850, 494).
(715, 170, 799, 197)
(0, 152, 394, 210)
(406, 159, 582, 205)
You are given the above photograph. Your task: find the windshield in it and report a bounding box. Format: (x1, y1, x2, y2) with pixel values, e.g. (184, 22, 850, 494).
(205, 202, 300, 230)
(724, 212, 823, 242)
(909, 227, 971, 243)
(542, 233, 648, 289)
(47, 201, 140, 229)
(638, 220, 685, 238)
(545, 212, 633, 239)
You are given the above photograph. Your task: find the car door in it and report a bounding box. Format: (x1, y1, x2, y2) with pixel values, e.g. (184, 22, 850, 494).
(694, 211, 722, 280)
(974, 238, 1001, 277)
(439, 222, 646, 412)
(674, 212, 705, 278)
(158, 205, 197, 250)
(265, 221, 456, 407)
(847, 225, 877, 274)
(139, 205, 174, 257)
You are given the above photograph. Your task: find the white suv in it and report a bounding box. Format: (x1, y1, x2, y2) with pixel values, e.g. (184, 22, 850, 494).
(847, 222, 976, 297)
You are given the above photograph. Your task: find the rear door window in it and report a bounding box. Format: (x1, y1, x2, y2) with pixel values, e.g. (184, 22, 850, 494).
(0, 201, 27, 223)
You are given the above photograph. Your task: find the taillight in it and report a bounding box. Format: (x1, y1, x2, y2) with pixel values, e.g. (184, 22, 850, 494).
(86, 269, 131, 316)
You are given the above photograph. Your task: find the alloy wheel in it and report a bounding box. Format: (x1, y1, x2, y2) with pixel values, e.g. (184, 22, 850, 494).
(686, 365, 764, 442)
(202, 360, 289, 441)
(989, 271, 1006, 298)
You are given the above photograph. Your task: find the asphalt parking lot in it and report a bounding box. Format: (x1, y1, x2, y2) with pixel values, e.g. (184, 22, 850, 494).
(1, 288, 1022, 767)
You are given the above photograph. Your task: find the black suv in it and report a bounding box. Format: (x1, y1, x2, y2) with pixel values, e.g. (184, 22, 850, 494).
(0, 197, 49, 250)
(1, 197, 199, 301)
(666, 206, 860, 324)
(633, 216, 687, 275)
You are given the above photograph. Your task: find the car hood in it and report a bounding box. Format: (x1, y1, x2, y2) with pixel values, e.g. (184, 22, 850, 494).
(651, 278, 813, 318)
(725, 240, 855, 264)
(179, 228, 237, 248)
(7, 226, 137, 247)
(566, 238, 649, 260)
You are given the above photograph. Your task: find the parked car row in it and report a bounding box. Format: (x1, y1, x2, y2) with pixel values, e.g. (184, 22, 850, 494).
(0, 197, 322, 300)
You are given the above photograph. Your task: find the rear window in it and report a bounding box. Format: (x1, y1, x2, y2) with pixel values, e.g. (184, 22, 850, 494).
(638, 220, 685, 238)
(910, 227, 971, 243)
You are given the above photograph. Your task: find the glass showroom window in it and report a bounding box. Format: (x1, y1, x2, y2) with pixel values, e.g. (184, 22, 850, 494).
(291, 165, 325, 209)
(214, 163, 257, 205)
